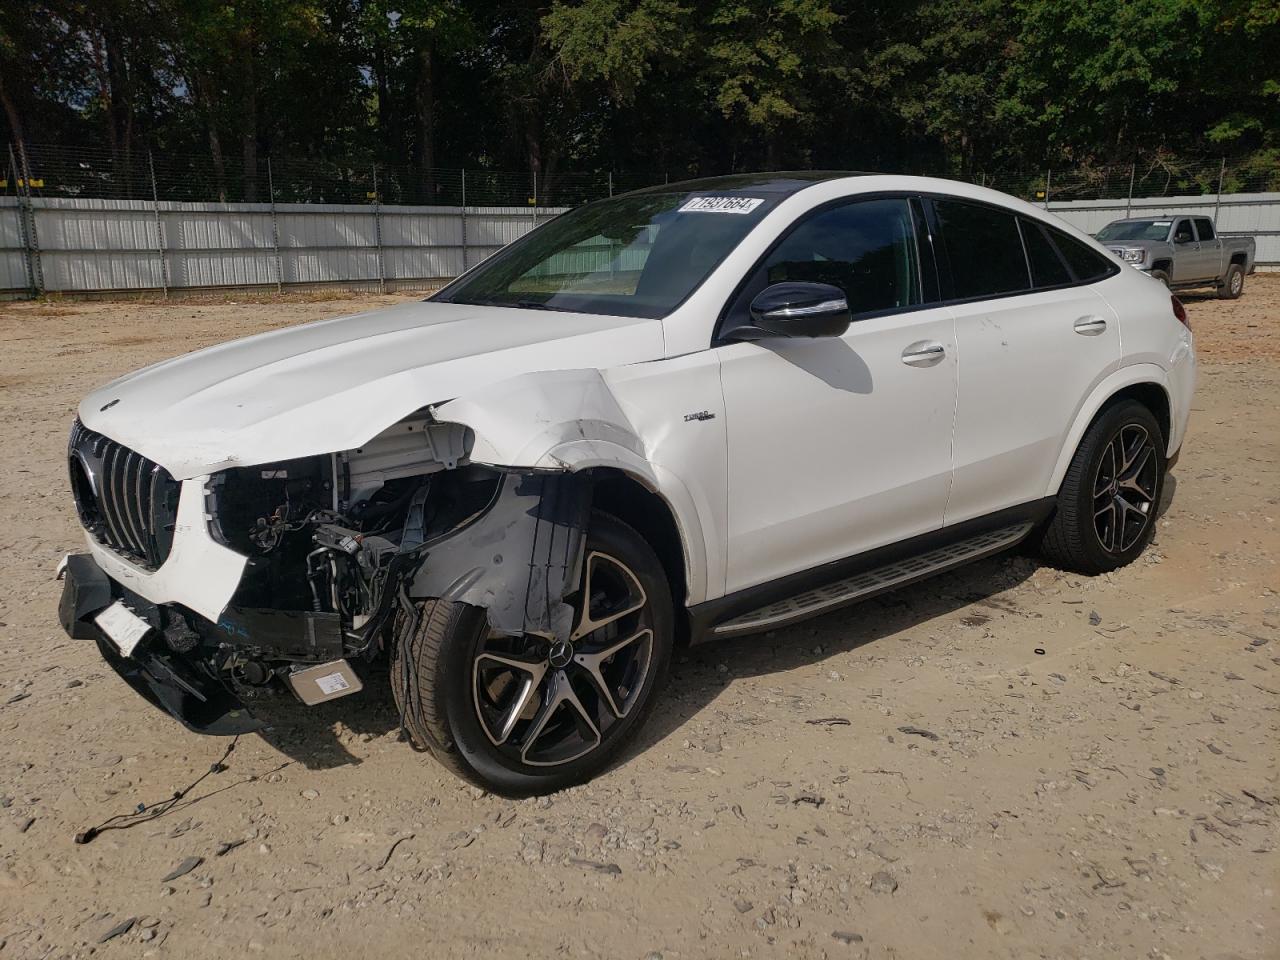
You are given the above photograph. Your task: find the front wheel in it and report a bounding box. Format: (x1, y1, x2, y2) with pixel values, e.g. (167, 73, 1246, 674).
(391, 510, 674, 795)
(1039, 399, 1165, 575)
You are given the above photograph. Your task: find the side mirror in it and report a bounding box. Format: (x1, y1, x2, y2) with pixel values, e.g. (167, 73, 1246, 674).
(747, 282, 851, 338)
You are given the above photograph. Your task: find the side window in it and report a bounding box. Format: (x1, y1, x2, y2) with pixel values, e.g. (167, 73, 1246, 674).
(1194, 218, 1215, 241)
(933, 199, 1029, 299)
(1019, 219, 1073, 288)
(1173, 219, 1195, 243)
(1046, 226, 1116, 283)
(753, 197, 923, 317)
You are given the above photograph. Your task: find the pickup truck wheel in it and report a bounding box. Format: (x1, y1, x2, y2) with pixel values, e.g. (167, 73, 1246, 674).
(1218, 263, 1244, 300)
(1150, 269, 1171, 287)
(391, 511, 673, 796)
(1039, 399, 1165, 575)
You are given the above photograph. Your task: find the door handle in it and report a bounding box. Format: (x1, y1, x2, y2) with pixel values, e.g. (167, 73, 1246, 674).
(901, 341, 946, 366)
(1073, 316, 1108, 336)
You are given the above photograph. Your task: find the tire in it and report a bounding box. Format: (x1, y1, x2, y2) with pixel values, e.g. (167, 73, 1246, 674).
(391, 510, 674, 796)
(1218, 263, 1244, 300)
(1039, 399, 1165, 575)
(1150, 268, 1171, 287)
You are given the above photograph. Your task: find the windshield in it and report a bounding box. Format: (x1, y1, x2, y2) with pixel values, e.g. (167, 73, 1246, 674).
(1096, 220, 1172, 242)
(432, 190, 777, 319)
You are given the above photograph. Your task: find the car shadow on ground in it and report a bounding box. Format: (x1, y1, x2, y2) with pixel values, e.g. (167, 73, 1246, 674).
(244, 468, 1182, 775)
(629, 549, 1042, 760)
(242, 549, 1043, 774)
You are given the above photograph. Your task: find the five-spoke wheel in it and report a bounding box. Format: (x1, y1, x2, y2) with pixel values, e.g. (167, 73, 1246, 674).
(392, 511, 673, 796)
(1040, 398, 1166, 574)
(471, 551, 656, 767)
(1091, 423, 1159, 554)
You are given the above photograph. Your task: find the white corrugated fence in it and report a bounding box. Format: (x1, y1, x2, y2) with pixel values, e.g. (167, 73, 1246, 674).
(2, 191, 1276, 297)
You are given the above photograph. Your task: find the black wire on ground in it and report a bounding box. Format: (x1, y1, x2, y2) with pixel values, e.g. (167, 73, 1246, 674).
(73, 735, 240, 845)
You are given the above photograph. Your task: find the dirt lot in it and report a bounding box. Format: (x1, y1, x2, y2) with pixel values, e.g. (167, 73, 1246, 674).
(1, 280, 1277, 960)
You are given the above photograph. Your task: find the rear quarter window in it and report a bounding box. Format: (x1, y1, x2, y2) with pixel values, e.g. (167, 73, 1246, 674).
(1047, 226, 1117, 283)
(1020, 219, 1073, 288)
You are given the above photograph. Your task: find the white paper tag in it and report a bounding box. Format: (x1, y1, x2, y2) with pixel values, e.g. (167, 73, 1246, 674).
(95, 601, 152, 658)
(315, 672, 351, 695)
(678, 196, 764, 215)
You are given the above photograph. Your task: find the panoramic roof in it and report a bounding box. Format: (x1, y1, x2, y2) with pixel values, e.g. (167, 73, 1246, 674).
(629, 171, 870, 197)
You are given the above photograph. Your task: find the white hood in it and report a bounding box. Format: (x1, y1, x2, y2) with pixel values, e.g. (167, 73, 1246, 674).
(78, 299, 666, 478)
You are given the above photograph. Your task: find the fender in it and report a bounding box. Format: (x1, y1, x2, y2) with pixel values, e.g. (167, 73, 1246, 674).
(1045, 363, 1173, 497)
(433, 368, 713, 606)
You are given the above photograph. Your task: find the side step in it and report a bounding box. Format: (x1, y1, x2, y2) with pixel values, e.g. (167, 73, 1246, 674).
(712, 522, 1033, 638)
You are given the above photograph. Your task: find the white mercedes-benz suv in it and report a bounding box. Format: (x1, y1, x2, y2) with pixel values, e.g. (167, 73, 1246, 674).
(58, 173, 1196, 795)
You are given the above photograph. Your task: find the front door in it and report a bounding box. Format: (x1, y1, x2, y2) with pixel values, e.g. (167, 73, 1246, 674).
(1170, 218, 1202, 283)
(717, 197, 957, 594)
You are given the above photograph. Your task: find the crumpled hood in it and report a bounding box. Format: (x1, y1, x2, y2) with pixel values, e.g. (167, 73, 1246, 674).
(79, 299, 665, 479)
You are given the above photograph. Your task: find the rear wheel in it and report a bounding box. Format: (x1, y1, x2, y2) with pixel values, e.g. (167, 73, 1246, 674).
(1040, 399, 1165, 575)
(1218, 263, 1244, 300)
(391, 510, 673, 795)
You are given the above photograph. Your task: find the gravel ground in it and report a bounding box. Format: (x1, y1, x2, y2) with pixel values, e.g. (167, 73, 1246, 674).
(0, 279, 1277, 960)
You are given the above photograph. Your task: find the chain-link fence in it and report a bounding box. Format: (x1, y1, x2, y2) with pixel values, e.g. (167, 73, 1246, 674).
(6, 142, 1279, 206)
(2, 143, 662, 207)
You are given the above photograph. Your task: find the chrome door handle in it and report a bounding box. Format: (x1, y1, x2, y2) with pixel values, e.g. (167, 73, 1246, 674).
(1073, 316, 1108, 336)
(901, 341, 946, 366)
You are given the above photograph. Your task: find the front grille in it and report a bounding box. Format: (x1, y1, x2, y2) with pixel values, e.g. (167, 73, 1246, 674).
(68, 419, 180, 569)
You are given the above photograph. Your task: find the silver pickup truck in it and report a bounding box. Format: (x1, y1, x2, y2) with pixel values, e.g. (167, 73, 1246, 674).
(1096, 215, 1256, 299)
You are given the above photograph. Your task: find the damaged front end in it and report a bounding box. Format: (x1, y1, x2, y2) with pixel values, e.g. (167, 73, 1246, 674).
(60, 412, 595, 734)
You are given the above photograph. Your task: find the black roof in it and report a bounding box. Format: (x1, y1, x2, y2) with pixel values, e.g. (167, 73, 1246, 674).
(628, 171, 871, 197)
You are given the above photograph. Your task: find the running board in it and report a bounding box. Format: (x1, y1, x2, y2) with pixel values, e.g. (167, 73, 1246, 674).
(712, 522, 1034, 638)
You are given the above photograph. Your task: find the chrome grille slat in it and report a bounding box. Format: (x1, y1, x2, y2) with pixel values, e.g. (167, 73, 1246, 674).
(67, 419, 179, 570)
(146, 464, 164, 567)
(120, 451, 147, 555)
(98, 443, 128, 550)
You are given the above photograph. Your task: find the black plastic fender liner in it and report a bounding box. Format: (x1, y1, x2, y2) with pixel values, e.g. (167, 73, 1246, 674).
(408, 471, 593, 640)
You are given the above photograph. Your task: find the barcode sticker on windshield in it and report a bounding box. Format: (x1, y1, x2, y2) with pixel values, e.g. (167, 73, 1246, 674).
(679, 196, 764, 215)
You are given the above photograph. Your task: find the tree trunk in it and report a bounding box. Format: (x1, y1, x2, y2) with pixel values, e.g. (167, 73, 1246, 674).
(239, 30, 259, 202)
(103, 26, 134, 197)
(209, 126, 227, 202)
(416, 43, 436, 200)
(0, 72, 24, 154)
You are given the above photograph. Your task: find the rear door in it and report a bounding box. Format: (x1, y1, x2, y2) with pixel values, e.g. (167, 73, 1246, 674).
(934, 199, 1123, 525)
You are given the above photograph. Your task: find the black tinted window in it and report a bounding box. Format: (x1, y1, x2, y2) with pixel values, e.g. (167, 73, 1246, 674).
(1048, 226, 1115, 282)
(934, 200, 1029, 299)
(757, 198, 922, 316)
(1194, 218, 1215, 241)
(1020, 219, 1073, 288)
(1173, 219, 1194, 243)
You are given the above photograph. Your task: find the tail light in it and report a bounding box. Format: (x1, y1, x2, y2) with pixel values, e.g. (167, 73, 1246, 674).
(1171, 296, 1189, 331)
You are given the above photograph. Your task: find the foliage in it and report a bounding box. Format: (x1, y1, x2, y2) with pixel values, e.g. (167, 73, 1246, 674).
(1, 0, 1275, 183)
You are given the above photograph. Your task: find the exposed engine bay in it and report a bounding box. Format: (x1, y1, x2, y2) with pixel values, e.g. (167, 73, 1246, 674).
(66, 410, 595, 719)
